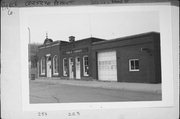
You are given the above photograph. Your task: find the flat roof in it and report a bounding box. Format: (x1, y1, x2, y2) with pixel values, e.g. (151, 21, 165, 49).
(92, 32, 160, 45)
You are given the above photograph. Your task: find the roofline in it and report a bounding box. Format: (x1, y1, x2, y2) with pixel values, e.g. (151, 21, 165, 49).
(93, 32, 160, 45)
(67, 37, 106, 43)
(38, 37, 105, 48)
(59, 37, 106, 47)
(38, 40, 68, 48)
(38, 32, 160, 48)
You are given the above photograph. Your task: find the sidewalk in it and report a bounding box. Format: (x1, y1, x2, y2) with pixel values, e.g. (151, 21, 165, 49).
(34, 78, 161, 94)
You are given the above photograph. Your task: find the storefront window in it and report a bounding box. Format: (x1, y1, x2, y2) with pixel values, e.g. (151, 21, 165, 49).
(129, 59, 140, 71)
(63, 58, 68, 76)
(53, 55, 58, 75)
(41, 57, 45, 75)
(83, 56, 89, 76)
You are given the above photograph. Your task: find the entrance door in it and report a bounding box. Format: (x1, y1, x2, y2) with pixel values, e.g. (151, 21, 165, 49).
(69, 58, 74, 79)
(98, 51, 117, 81)
(75, 57, 81, 79)
(46, 56, 52, 78)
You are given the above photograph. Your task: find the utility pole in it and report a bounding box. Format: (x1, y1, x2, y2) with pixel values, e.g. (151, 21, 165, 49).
(28, 27, 31, 79)
(28, 27, 31, 44)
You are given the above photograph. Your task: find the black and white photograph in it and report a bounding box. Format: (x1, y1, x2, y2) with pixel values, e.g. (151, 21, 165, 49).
(26, 8, 162, 104)
(1, 1, 179, 119)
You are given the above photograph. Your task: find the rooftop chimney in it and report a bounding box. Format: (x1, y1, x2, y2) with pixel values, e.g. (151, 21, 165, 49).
(69, 36, 75, 42)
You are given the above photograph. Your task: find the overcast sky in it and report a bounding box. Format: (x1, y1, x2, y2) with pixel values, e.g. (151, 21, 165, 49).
(27, 10, 159, 44)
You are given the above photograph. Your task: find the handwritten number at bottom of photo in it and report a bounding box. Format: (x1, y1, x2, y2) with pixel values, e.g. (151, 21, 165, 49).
(68, 112, 81, 117)
(36, 112, 81, 118)
(37, 112, 48, 117)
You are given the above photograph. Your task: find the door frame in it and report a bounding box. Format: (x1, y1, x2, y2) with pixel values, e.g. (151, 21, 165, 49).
(46, 54, 51, 78)
(75, 57, 81, 79)
(69, 57, 74, 79)
(97, 50, 117, 81)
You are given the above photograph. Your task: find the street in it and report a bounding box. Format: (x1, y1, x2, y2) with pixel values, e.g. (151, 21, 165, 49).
(30, 80, 161, 103)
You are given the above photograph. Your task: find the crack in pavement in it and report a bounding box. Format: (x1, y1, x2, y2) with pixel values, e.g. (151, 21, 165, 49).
(51, 95, 60, 103)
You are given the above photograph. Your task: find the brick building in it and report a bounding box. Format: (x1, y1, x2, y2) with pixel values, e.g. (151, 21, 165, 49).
(38, 37, 68, 77)
(37, 32, 161, 83)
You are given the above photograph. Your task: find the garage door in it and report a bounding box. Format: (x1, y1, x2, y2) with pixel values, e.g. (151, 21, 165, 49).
(98, 51, 117, 81)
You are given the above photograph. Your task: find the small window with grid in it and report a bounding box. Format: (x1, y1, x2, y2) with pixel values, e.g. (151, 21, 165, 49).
(129, 59, 140, 71)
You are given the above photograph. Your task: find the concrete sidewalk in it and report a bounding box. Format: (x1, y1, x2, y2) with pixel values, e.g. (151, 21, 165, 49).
(34, 78, 161, 94)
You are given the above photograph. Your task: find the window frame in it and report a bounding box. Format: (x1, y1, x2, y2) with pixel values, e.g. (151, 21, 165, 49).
(63, 58, 68, 76)
(53, 55, 59, 75)
(83, 55, 89, 76)
(41, 57, 46, 75)
(129, 59, 140, 72)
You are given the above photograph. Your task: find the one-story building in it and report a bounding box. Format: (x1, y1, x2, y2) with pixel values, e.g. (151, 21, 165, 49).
(37, 32, 161, 83)
(37, 36, 68, 77)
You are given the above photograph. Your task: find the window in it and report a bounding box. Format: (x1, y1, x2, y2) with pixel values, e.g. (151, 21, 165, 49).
(83, 56, 89, 76)
(129, 59, 140, 71)
(63, 58, 68, 76)
(53, 55, 58, 75)
(41, 57, 45, 75)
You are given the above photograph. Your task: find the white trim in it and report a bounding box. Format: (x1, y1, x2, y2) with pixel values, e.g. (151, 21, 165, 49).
(39, 43, 60, 49)
(53, 55, 59, 75)
(40, 57, 45, 75)
(46, 54, 52, 77)
(51, 43, 60, 47)
(63, 58, 67, 76)
(69, 57, 74, 78)
(75, 57, 81, 79)
(46, 54, 51, 57)
(83, 55, 89, 76)
(129, 59, 140, 72)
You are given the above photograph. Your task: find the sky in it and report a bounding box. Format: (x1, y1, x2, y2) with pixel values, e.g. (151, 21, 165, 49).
(27, 10, 159, 44)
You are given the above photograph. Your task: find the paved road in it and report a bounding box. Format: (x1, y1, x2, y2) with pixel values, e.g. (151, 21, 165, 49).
(30, 80, 161, 103)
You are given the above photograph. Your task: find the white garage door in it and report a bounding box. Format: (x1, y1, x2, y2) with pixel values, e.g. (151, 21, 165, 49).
(98, 51, 117, 81)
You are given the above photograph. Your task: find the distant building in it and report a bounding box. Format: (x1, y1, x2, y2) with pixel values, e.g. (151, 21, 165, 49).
(37, 32, 161, 83)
